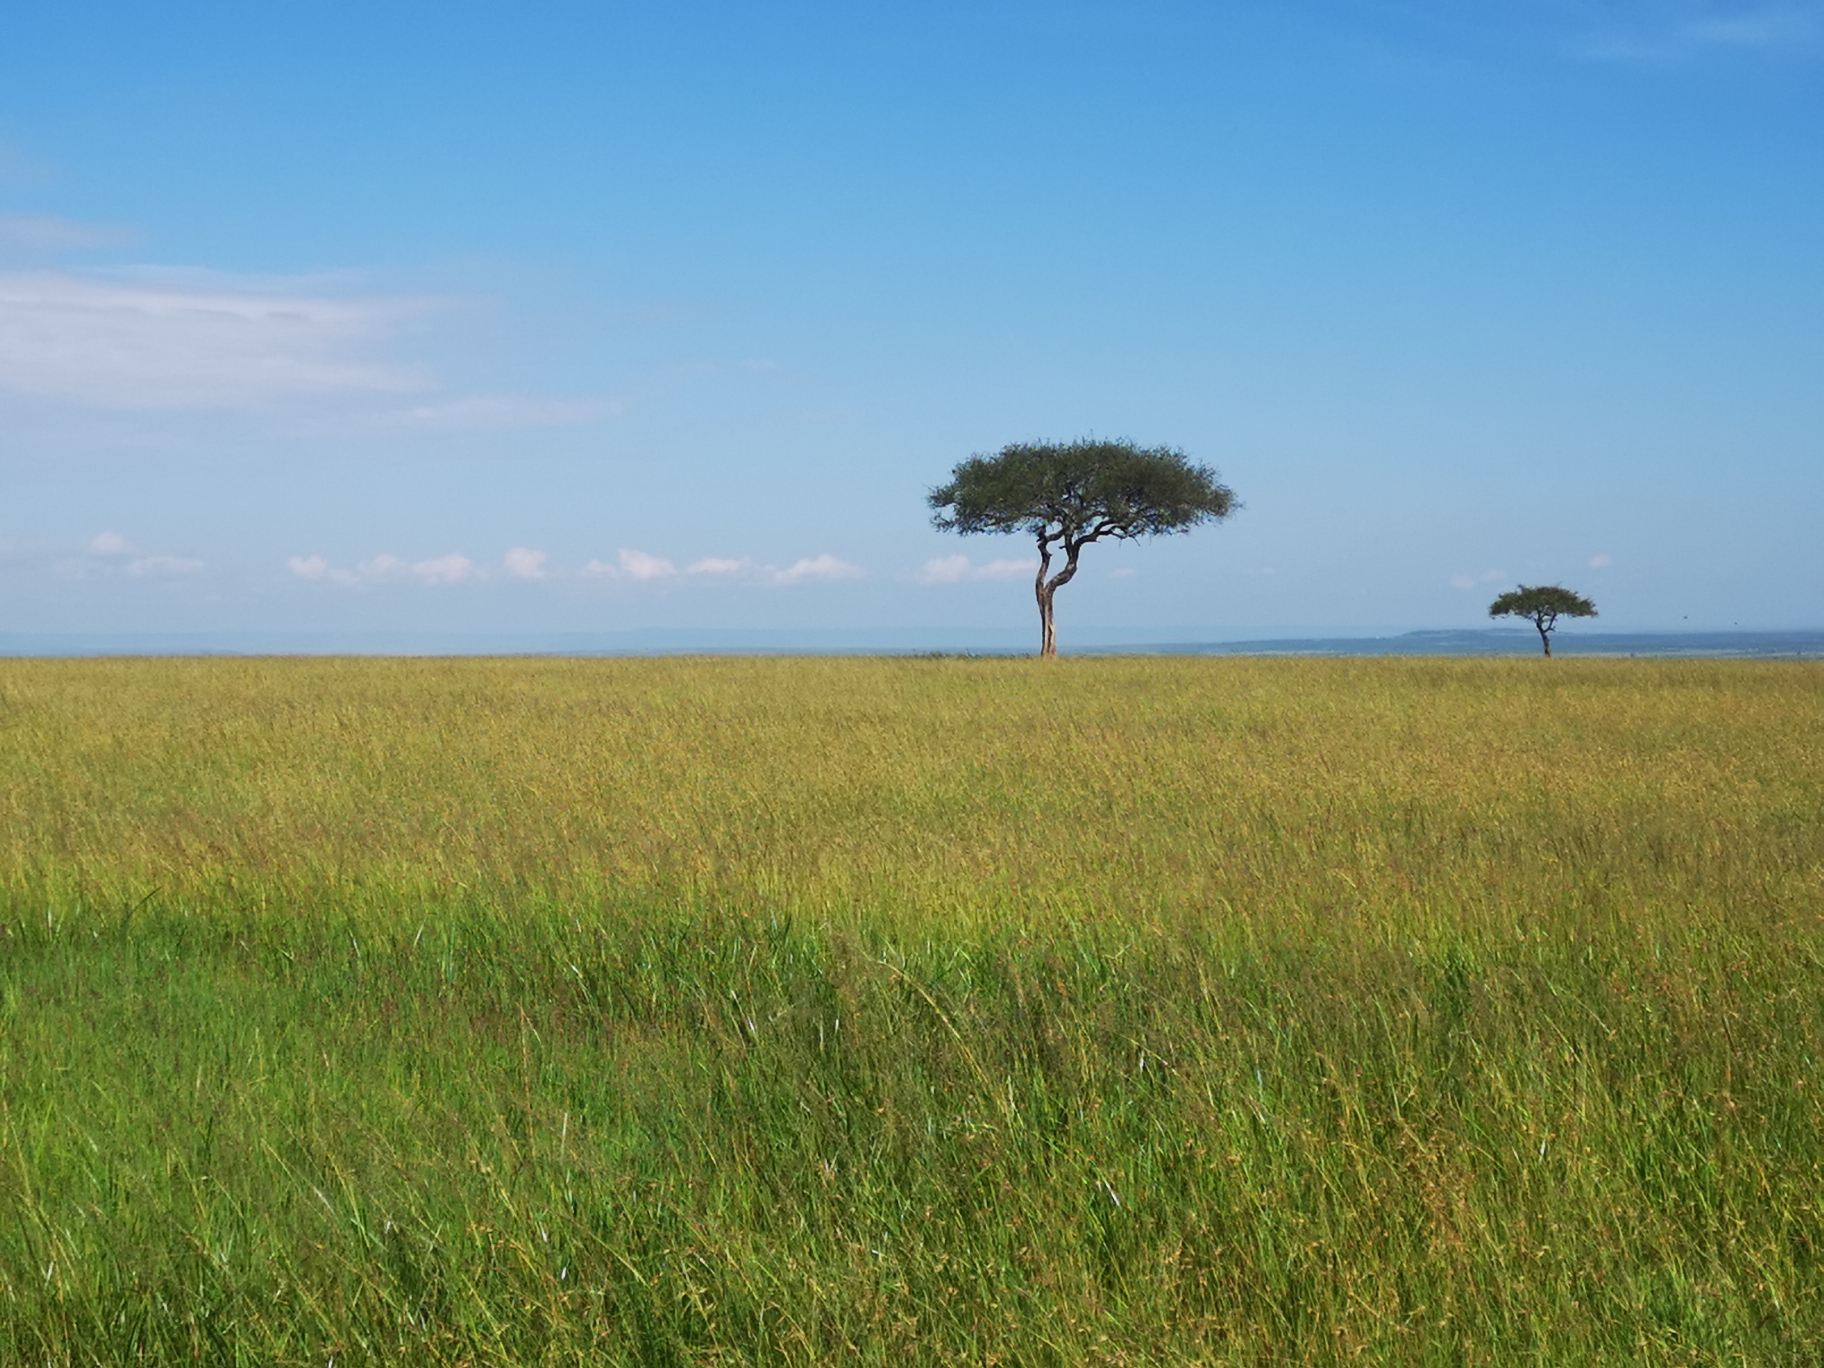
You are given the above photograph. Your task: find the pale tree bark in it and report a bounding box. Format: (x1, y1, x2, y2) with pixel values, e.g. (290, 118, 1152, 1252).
(1034, 533, 1083, 658)
(1034, 538, 1055, 658)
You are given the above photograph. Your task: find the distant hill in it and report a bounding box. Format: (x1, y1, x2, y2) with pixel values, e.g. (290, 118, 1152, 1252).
(1127, 629, 1824, 659)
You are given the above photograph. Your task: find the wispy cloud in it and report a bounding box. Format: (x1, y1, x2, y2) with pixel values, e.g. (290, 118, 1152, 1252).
(1572, 3, 1819, 60)
(1589, 552, 1614, 569)
(386, 395, 619, 430)
(0, 214, 136, 253)
(0, 268, 615, 428)
(25, 531, 205, 580)
(0, 270, 433, 409)
(1687, 8, 1817, 47)
(127, 554, 203, 577)
(917, 554, 1036, 584)
(1450, 569, 1509, 591)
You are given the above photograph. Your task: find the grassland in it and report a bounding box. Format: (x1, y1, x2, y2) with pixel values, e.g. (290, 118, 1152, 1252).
(0, 655, 1820, 1365)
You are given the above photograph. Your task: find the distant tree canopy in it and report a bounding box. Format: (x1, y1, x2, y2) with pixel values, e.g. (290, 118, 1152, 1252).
(1489, 584, 1597, 657)
(929, 438, 1236, 656)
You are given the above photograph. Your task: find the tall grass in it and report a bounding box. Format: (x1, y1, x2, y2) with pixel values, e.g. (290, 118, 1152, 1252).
(0, 656, 1819, 1364)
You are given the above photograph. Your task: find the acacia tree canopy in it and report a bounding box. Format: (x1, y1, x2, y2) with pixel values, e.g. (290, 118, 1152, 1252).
(929, 438, 1236, 657)
(1489, 584, 1597, 657)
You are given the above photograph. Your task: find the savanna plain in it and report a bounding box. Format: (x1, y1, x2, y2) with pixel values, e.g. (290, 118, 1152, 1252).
(1, 655, 1821, 1366)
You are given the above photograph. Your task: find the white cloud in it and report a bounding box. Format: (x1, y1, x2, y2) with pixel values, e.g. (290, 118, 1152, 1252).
(51, 531, 202, 578)
(584, 552, 859, 586)
(289, 554, 362, 586)
(127, 554, 203, 577)
(1109, 567, 1138, 580)
(504, 547, 548, 580)
(580, 549, 678, 581)
(285, 546, 863, 589)
(21, 534, 202, 581)
(290, 550, 478, 587)
(621, 549, 677, 581)
(917, 554, 1036, 584)
(918, 554, 971, 584)
(357, 554, 410, 582)
(288, 554, 341, 583)
(977, 558, 1036, 580)
(775, 554, 864, 585)
(0, 269, 434, 410)
(1589, 552, 1614, 569)
(408, 553, 476, 585)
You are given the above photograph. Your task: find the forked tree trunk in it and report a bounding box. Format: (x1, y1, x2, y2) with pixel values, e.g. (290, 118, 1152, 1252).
(1038, 587, 1058, 658)
(1034, 535, 1080, 659)
(1035, 544, 1057, 658)
(1535, 615, 1553, 657)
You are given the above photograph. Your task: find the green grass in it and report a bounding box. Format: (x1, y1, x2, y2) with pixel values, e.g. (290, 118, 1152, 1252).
(0, 655, 1820, 1364)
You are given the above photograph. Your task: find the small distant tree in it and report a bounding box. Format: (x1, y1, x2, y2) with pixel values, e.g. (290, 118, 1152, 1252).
(929, 438, 1236, 657)
(1489, 584, 1597, 657)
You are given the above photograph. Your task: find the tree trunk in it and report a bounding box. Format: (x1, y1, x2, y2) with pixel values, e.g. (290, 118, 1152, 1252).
(1034, 538, 1056, 658)
(1536, 617, 1552, 657)
(1032, 534, 1081, 658)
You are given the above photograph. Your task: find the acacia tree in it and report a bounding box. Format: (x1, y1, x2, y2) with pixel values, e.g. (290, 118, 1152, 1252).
(1489, 584, 1597, 657)
(929, 438, 1236, 657)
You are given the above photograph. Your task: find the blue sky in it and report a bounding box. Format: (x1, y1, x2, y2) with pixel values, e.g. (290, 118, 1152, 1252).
(2, 0, 1819, 641)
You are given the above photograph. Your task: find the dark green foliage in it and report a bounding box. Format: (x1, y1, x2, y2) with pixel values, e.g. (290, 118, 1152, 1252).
(1489, 584, 1598, 656)
(929, 438, 1235, 654)
(929, 438, 1234, 542)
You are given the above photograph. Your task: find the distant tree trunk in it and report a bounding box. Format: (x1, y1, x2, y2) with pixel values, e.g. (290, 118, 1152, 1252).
(1534, 614, 1552, 657)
